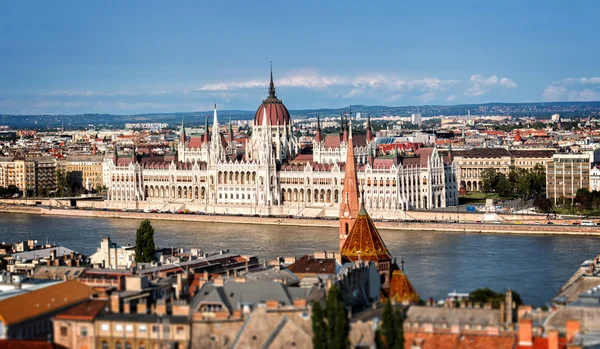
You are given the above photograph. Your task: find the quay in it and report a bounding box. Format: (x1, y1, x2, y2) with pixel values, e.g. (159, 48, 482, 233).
(1, 203, 599, 236)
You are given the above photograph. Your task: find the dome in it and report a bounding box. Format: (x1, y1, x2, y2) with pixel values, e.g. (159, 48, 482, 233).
(514, 132, 523, 143)
(253, 69, 291, 126)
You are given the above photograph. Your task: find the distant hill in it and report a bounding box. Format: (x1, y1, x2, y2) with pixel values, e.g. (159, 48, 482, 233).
(1, 101, 599, 129)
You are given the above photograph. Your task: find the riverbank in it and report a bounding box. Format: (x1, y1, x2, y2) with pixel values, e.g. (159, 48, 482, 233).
(1, 204, 599, 236)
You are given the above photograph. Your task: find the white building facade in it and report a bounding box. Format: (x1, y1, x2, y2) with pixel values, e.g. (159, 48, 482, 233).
(102, 74, 458, 218)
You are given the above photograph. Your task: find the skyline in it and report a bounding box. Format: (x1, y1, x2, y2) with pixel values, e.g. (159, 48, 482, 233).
(1, 1, 599, 115)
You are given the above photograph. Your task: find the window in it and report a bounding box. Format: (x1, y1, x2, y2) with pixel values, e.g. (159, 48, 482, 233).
(115, 324, 123, 331)
(125, 324, 133, 332)
(152, 325, 159, 333)
(60, 326, 68, 336)
(163, 326, 170, 334)
(116, 343, 122, 349)
(176, 326, 185, 335)
(139, 325, 147, 333)
(80, 326, 88, 337)
(102, 341, 109, 349)
(125, 343, 132, 349)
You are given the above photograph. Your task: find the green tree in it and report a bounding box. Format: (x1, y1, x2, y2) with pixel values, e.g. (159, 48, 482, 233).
(533, 195, 553, 213)
(326, 285, 349, 349)
(468, 287, 522, 309)
(496, 173, 514, 197)
(55, 169, 70, 197)
(575, 188, 592, 213)
(135, 219, 156, 263)
(311, 302, 326, 349)
(481, 168, 498, 193)
(376, 299, 404, 349)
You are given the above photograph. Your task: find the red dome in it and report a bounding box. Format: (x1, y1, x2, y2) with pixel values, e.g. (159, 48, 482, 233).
(254, 100, 290, 126)
(253, 69, 291, 126)
(514, 132, 523, 142)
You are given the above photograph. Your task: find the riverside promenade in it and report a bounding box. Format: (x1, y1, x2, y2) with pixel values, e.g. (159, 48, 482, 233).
(1, 203, 599, 236)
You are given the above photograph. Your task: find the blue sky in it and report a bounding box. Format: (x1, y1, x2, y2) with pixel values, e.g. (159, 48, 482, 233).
(1, 0, 599, 115)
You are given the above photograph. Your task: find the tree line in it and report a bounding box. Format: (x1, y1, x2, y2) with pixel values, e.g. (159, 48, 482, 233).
(480, 163, 546, 199)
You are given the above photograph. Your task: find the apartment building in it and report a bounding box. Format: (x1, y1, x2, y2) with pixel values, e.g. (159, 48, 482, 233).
(546, 152, 594, 202)
(453, 148, 555, 192)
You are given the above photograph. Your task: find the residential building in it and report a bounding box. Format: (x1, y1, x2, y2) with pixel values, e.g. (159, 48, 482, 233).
(58, 155, 104, 192)
(0, 281, 91, 340)
(546, 153, 593, 202)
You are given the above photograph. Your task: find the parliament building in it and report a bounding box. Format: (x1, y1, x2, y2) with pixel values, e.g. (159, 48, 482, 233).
(102, 71, 458, 218)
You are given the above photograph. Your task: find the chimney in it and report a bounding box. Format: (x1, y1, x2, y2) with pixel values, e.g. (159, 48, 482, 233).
(518, 305, 533, 319)
(204, 270, 209, 281)
(50, 249, 56, 260)
(123, 302, 130, 314)
(500, 302, 506, 324)
(137, 300, 147, 314)
(245, 260, 249, 273)
(506, 289, 513, 326)
(110, 293, 120, 313)
(547, 329, 559, 349)
(518, 318, 533, 346)
(176, 273, 183, 299)
(566, 319, 580, 343)
(265, 300, 279, 309)
(155, 300, 167, 316)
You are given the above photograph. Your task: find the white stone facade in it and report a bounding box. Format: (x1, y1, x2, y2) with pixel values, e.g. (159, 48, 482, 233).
(103, 107, 458, 216)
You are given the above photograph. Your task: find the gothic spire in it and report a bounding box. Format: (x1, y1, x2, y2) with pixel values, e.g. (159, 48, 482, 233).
(268, 62, 276, 98)
(339, 113, 360, 249)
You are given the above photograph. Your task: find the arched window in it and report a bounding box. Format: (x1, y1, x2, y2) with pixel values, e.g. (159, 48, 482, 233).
(102, 342, 109, 349)
(345, 223, 349, 236)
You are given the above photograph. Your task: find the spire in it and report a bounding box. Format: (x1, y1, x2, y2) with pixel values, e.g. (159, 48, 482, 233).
(179, 116, 186, 144)
(212, 104, 219, 134)
(366, 113, 373, 141)
(113, 145, 118, 164)
(228, 116, 234, 144)
(268, 62, 276, 98)
(204, 115, 209, 144)
(339, 110, 360, 249)
(315, 114, 323, 143)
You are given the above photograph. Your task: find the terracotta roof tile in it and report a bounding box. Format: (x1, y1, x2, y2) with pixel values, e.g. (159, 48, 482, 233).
(341, 206, 392, 263)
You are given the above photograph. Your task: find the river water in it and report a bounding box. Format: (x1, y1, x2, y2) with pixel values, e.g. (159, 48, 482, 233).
(1, 212, 598, 306)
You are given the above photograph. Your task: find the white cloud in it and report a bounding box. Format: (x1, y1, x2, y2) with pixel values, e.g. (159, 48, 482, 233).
(194, 73, 459, 94)
(542, 77, 600, 101)
(466, 74, 517, 97)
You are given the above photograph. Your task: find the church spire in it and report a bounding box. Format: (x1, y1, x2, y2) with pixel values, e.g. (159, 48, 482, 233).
(339, 113, 360, 249)
(268, 62, 276, 98)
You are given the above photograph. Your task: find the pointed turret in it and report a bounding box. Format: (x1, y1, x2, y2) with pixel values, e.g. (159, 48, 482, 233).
(228, 117, 234, 145)
(315, 114, 323, 143)
(342, 113, 348, 143)
(366, 113, 374, 142)
(179, 116, 186, 144)
(339, 115, 361, 249)
(203, 116, 209, 144)
(268, 63, 276, 98)
(210, 104, 223, 162)
(340, 204, 392, 262)
(113, 145, 118, 165)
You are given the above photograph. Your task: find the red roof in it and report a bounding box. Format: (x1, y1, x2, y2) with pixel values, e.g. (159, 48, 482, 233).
(0, 340, 66, 349)
(54, 299, 106, 321)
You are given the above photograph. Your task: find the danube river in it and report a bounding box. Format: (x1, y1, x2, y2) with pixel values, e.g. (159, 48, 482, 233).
(2, 212, 598, 306)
